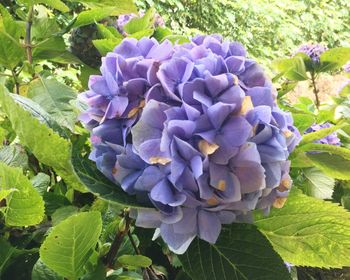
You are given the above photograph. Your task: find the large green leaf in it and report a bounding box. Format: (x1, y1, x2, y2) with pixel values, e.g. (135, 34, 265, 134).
(0, 4, 25, 38)
(124, 8, 155, 34)
(291, 113, 315, 133)
(300, 123, 346, 145)
(255, 188, 350, 268)
(319, 47, 350, 72)
(0, 86, 85, 192)
(68, 0, 136, 12)
(17, 0, 69, 12)
(0, 31, 25, 69)
(306, 152, 350, 180)
(272, 56, 308, 81)
(71, 143, 149, 208)
(0, 144, 28, 168)
(73, 2, 136, 28)
(92, 38, 122, 56)
(9, 93, 68, 138)
(0, 162, 44, 226)
(0, 238, 20, 275)
(301, 167, 335, 199)
(179, 223, 291, 280)
(40, 211, 102, 280)
(28, 76, 77, 131)
(298, 143, 350, 160)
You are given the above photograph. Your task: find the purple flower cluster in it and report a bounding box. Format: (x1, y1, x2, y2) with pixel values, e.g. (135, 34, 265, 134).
(294, 43, 328, 63)
(116, 11, 165, 36)
(79, 35, 301, 254)
(305, 122, 341, 146)
(344, 61, 350, 73)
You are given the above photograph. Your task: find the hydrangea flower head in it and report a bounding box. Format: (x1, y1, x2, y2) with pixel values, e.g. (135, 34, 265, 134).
(305, 122, 341, 146)
(79, 34, 301, 254)
(344, 61, 350, 73)
(294, 43, 328, 63)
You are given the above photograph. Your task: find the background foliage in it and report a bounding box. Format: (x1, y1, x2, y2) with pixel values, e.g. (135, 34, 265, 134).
(136, 0, 350, 61)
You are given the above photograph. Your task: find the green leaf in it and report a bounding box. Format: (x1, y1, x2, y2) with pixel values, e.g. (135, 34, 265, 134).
(277, 81, 298, 98)
(0, 144, 28, 168)
(32, 17, 60, 41)
(117, 255, 152, 268)
(255, 188, 350, 268)
(32, 259, 64, 280)
(17, 0, 69, 12)
(0, 31, 25, 69)
(33, 37, 67, 61)
(272, 57, 308, 81)
(0, 86, 86, 192)
(319, 47, 350, 72)
(51, 205, 78, 226)
(306, 152, 350, 179)
(298, 143, 350, 160)
(291, 113, 315, 133)
(31, 172, 50, 195)
(153, 27, 172, 42)
(40, 212, 102, 280)
(0, 162, 44, 226)
(301, 167, 335, 199)
(73, 8, 113, 28)
(73, 4, 135, 28)
(96, 23, 116, 39)
(92, 38, 122, 56)
(28, 76, 77, 131)
(0, 237, 23, 275)
(124, 8, 155, 34)
(162, 35, 190, 44)
(289, 151, 313, 168)
(300, 123, 345, 145)
(0, 189, 16, 201)
(0, 238, 15, 273)
(179, 223, 291, 280)
(9, 94, 68, 138)
(72, 143, 148, 208)
(67, 0, 137, 13)
(1, 250, 39, 280)
(0, 4, 25, 38)
(339, 82, 350, 97)
(43, 192, 71, 216)
(128, 29, 154, 40)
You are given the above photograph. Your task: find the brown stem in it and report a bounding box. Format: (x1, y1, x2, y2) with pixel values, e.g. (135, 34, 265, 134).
(127, 231, 141, 254)
(311, 72, 320, 109)
(103, 211, 131, 268)
(25, 7, 34, 64)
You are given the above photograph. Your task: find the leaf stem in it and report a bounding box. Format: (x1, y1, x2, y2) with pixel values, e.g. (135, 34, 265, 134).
(311, 72, 320, 109)
(11, 69, 19, 94)
(25, 6, 34, 64)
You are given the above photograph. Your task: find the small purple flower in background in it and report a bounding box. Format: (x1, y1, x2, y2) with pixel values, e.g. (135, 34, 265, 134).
(305, 122, 341, 146)
(294, 43, 328, 63)
(79, 34, 301, 254)
(116, 13, 139, 34)
(116, 11, 165, 36)
(343, 61, 350, 73)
